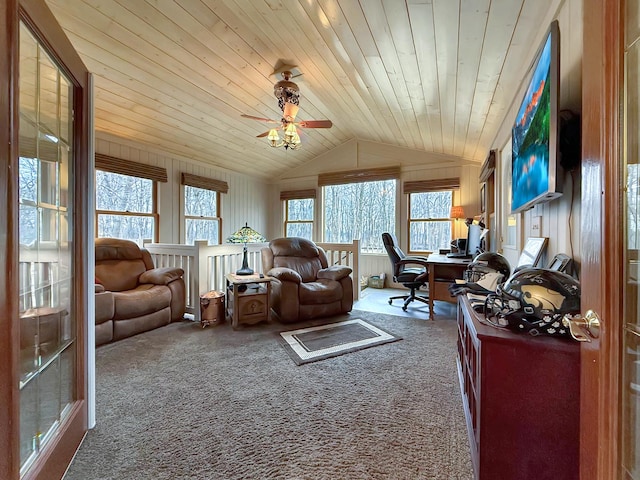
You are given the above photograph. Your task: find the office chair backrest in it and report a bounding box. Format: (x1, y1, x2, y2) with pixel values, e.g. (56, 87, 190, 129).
(382, 233, 406, 277)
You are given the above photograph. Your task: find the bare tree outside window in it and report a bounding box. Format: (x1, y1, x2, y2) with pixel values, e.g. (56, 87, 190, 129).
(19, 157, 38, 245)
(628, 164, 640, 249)
(323, 180, 396, 253)
(96, 170, 156, 242)
(285, 198, 313, 239)
(409, 191, 453, 253)
(184, 185, 220, 245)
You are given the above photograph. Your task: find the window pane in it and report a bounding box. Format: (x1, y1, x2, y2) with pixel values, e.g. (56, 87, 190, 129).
(38, 48, 58, 138)
(20, 204, 38, 246)
(324, 180, 396, 253)
(96, 171, 152, 213)
(286, 222, 313, 239)
(629, 164, 640, 249)
(287, 198, 313, 221)
(38, 156, 58, 206)
(185, 185, 217, 217)
(19, 157, 38, 204)
(409, 220, 452, 251)
(97, 214, 154, 243)
(185, 218, 219, 245)
(410, 191, 452, 219)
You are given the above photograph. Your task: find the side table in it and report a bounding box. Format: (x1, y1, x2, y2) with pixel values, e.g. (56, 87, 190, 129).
(225, 273, 272, 329)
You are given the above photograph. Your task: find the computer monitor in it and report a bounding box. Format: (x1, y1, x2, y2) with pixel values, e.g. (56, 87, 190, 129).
(447, 223, 482, 259)
(466, 223, 483, 258)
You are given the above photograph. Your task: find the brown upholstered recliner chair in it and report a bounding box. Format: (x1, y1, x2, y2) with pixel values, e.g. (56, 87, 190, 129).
(261, 237, 353, 323)
(95, 238, 186, 345)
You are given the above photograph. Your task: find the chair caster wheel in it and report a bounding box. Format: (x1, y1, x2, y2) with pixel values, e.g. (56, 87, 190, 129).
(388, 300, 392, 305)
(402, 306, 408, 311)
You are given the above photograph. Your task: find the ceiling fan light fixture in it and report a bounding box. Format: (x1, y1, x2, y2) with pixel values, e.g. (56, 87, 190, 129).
(242, 65, 331, 152)
(268, 128, 281, 147)
(284, 123, 297, 140)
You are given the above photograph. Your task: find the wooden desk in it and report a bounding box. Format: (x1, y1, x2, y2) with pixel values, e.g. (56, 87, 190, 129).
(426, 254, 470, 320)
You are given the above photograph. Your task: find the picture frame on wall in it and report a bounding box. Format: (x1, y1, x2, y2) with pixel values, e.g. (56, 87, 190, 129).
(480, 183, 486, 213)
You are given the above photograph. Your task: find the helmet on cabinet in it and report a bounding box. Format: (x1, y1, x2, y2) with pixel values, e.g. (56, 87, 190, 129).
(484, 268, 581, 337)
(449, 252, 511, 301)
(464, 252, 512, 289)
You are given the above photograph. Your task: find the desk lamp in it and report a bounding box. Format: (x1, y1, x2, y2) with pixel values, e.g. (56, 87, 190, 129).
(449, 205, 466, 221)
(227, 223, 266, 275)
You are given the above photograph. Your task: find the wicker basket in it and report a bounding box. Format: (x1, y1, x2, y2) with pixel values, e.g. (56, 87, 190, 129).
(368, 275, 385, 289)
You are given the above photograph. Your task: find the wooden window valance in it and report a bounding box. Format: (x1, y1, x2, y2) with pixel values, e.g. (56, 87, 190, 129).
(181, 172, 229, 194)
(95, 153, 168, 183)
(403, 177, 461, 194)
(317, 166, 401, 187)
(479, 150, 496, 183)
(280, 189, 317, 200)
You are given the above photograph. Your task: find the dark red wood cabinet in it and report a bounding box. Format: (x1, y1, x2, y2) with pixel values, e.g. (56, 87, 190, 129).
(456, 295, 580, 480)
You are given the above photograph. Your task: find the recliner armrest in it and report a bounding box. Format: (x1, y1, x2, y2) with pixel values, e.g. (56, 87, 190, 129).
(267, 267, 302, 284)
(317, 265, 352, 281)
(139, 267, 184, 286)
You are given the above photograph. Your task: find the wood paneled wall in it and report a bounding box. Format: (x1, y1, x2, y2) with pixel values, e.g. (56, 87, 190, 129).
(490, 0, 583, 271)
(95, 134, 271, 243)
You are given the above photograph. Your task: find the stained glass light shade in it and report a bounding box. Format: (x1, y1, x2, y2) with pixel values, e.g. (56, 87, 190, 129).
(226, 223, 266, 275)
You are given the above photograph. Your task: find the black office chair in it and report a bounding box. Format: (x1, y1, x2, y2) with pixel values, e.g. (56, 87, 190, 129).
(382, 233, 430, 311)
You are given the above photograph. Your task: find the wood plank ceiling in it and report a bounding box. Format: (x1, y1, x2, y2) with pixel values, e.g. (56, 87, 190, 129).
(43, 0, 559, 180)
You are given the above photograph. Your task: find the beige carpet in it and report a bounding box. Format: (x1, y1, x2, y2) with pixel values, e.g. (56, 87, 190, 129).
(63, 310, 473, 480)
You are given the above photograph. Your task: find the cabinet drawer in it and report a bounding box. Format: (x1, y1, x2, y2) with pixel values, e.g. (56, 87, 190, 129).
(237, 295, 268, 323)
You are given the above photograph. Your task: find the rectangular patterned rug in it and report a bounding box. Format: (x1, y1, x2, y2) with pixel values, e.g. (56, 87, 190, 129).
(277, 318, 401, 365)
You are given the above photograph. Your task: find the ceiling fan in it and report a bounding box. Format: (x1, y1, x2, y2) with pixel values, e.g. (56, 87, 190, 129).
(241, 68, 333, 150)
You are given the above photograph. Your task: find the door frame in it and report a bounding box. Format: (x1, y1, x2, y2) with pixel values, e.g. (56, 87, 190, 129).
(0, 1, 91, 479)
(581, 0, 623, 477)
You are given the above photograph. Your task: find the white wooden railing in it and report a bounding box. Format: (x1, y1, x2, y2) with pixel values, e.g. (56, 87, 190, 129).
(144, 240, 360, 322)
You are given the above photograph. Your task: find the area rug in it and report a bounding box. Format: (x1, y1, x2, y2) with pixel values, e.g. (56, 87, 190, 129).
(277, 318, 401, 365)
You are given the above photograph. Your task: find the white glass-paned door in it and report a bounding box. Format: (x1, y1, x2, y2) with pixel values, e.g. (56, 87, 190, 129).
(18, 22, 76, 474)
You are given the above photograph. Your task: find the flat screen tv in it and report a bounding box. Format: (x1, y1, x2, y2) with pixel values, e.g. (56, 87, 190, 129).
(511, 21, 561, 213)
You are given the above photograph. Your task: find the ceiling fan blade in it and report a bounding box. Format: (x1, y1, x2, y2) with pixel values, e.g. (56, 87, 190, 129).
(256, 130, 272, 138)
(282, 102, 299, 121)
(297, 119, 333, 129)
(241, 114, 279, 124)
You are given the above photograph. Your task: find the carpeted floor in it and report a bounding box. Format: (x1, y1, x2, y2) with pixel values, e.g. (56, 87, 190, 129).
(64, 310, 473, 480)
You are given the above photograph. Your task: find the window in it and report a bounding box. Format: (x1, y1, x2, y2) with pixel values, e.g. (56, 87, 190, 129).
(285, 198, 314, 239)
(184, 185, 220, 245)
(408, 191, 453, 253)
(323, 179, 396, 253)
(96, 170, 157, 242)
(181, 172, 227, 245)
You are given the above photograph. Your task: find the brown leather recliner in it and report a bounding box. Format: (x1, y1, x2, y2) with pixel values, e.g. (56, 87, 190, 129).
(95, 238, 186, 345)
(261, 237, 353, 323)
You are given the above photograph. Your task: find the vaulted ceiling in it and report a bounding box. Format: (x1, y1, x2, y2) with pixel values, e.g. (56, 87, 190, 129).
(44, 0, 559, 180)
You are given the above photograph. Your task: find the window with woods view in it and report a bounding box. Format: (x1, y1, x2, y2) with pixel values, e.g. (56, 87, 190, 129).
(323, 180, 396, 253)
(285, 198, 314, 239)
(96, 171, 156, 242)
(408, 191, 453, 253)
(184, 185, 220, 245)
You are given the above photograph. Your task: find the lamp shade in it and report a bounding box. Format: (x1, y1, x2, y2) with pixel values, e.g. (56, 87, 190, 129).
(227, 223, 266, 276)
(450, 205, 466, 220)
(226, 223, 266, 244)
